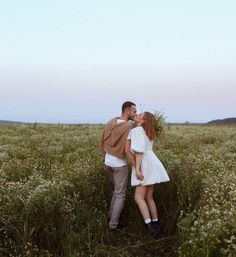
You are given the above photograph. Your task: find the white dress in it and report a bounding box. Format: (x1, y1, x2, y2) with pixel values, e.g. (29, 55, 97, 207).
(128, 126, 170, 186)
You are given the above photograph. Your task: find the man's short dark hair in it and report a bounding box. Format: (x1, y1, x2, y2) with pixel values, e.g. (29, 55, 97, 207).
(122, 101, 136, 113)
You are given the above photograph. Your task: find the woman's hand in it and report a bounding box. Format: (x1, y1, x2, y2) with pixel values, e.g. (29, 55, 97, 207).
(136, 169, 144, 180)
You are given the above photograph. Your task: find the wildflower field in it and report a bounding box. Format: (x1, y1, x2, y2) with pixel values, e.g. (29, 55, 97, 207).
(0, 124, 235, 257)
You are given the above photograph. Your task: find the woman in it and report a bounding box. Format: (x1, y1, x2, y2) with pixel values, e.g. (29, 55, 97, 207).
(126, 112, 170, 238)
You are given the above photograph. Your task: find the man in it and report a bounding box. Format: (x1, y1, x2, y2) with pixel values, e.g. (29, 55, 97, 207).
(100, 101, 137, 230)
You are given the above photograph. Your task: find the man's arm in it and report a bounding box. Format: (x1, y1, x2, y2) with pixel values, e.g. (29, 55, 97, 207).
(99, 130, 106, 161)
(125, 139, 135, 167)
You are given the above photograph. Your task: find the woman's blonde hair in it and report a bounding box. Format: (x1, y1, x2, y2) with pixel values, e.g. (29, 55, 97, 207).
(142, 112, 156, 140)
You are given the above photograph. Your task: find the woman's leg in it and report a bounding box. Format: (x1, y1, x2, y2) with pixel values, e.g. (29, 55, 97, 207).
(135, 185, 160, 237)
(134, 185, 150, 220)
(145, 185, 158, 220)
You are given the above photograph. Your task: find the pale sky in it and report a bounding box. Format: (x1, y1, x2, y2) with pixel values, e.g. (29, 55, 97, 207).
(0, 0, 235, 123)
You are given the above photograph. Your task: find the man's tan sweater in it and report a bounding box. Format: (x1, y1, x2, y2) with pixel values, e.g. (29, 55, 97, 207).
(99, 117, 132, 159)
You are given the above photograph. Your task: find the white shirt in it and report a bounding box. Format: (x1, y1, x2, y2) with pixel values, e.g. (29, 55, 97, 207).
(105, 119, 128, 167)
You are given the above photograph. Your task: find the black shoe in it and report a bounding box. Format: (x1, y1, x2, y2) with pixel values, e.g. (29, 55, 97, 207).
(146, 222, 160, 238)
(110, 223, 126, 234)
(115, 223, 126, 230)
(107, 216, 125, 229)
(152, 219, 160, 226)
(153, 220, 162, 234)
(152, 220, 160, 229)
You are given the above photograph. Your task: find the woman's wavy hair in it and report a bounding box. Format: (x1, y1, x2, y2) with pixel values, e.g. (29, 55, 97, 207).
(142, 112, 156, 140)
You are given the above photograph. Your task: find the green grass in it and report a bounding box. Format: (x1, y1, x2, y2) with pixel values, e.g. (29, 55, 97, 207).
(0, 124, 235, 257)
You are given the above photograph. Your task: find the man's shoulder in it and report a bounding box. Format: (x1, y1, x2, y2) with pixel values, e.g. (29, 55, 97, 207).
(120, 120, 132, 128)
(103, 117, 116, 128)
(106, 117, 131, 125)
(105, 118, 133, 131)
(106, 117, 118, 124)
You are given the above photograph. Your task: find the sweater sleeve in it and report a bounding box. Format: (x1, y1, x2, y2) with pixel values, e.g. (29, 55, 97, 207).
(130, 127, 145, 153)
(99, 129, 105, 158)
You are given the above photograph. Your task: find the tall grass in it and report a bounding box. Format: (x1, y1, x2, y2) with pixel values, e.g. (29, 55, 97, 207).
(0, 124, 235, 256)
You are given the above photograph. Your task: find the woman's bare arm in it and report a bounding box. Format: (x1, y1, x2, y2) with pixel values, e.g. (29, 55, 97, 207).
(135, 152, 144, 180)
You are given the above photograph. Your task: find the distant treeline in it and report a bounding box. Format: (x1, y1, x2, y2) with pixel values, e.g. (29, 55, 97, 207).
(0, 120, 23, 124)
(207, 117, 236, 125)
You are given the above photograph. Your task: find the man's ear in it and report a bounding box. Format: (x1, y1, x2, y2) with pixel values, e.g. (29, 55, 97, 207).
(127, 107, 131, 113)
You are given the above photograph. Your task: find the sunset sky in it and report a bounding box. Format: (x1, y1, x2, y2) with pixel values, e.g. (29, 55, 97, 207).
(0, 0, 235, 123)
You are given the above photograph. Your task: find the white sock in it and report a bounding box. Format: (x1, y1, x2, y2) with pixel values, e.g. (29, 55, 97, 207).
(152, 218, 158, 222)
(144, 218, 151, 224)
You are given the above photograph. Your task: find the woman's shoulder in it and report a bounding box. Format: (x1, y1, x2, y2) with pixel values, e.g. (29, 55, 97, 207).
(131, 126, 145, 136)
(132, 126, 144, 131)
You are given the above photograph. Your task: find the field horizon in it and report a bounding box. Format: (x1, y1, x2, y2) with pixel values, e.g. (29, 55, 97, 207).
(1, 116, 236, 126)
